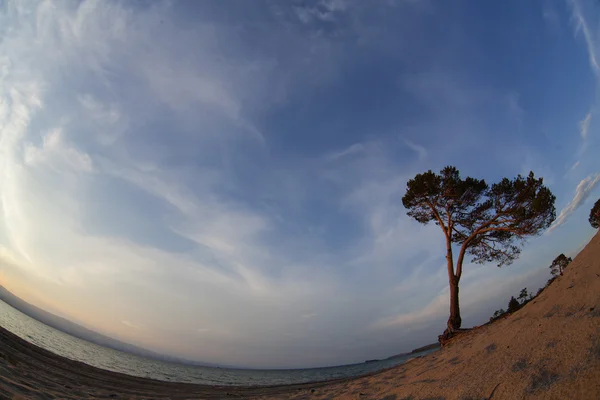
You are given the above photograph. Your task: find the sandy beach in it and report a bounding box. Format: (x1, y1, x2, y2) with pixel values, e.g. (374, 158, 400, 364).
(1, 230, 599, 399)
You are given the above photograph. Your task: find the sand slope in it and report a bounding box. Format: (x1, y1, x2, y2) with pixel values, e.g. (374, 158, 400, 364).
(1, 230, 599, 399)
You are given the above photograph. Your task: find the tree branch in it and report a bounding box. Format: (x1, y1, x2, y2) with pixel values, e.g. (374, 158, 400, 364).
(426, 200, 448, 237)
(446, 204, 453, 239)
(477, 239, 514, 260)
(455, 213, 511, 280)
(475, 226, 528, 236)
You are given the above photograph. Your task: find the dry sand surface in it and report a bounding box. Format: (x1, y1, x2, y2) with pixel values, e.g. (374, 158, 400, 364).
(1, 231, 599, 400)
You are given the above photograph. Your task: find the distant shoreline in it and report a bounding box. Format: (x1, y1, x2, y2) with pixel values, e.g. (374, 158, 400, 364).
(364, 342, 439, 364)
(409, 342, 440, 354)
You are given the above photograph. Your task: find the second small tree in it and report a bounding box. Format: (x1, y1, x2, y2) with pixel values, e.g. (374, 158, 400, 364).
(518, 288, 529, 304)
(550, 254, 572, 277)
(590, 199, 600, 229)
(507, 296, 521, 313)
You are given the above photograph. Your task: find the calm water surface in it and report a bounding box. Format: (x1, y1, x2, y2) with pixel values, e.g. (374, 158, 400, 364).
(0, 300, 437, 386)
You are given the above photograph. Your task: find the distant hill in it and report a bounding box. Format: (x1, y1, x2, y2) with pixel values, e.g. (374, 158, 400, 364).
(381, 342, 440, 363)
(409, 342, 439, 354)
(0, 285, 226, 368)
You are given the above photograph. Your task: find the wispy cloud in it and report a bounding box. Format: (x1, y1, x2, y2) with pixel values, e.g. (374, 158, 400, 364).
(374, 291, 447, 329)
(23, 128, 93, 172)
(326, 143, 365, 162)
(548, 173, 600, 233)
(403, 139, 428, 161)
(580, 110, 592, 140)
(542, 1, 560, 29)
(568, 1, 599, 183)
(507, 91, 524, 127)
(121, 320, 143, 330)
(294, 0, 349, 24)
(571, 0, 600, 76)
(570, 161, 580, 172)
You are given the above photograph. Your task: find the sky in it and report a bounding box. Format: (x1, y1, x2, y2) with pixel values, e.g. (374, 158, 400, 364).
(0, 0, 599, 369)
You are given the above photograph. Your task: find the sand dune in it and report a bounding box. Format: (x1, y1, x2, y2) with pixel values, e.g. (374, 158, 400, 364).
(1, 230, 599, 399)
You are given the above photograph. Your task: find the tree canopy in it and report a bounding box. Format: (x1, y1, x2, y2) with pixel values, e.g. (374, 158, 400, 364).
(518, 288, 529, 304)
(507, 296, 521, 313)
(590, 199, 600, 229)
(402, 166, 556, 272)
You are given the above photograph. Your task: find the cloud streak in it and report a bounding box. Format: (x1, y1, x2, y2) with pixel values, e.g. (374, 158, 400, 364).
(548, 174, 600, 233)
(571, 0, 600, 76)
(403, 139, 428, 161)
(580, 111, 592, 140)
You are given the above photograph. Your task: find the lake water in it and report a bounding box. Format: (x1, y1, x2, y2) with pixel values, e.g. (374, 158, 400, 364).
(0, 300, 438, 386)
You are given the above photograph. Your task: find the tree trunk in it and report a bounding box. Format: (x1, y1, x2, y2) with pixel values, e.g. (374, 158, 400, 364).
(447, 277, 462, 332)
(444, 236, 461, 333)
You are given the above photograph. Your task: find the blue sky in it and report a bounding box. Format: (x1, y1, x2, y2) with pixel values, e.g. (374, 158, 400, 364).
(0, 0, 599, 369)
